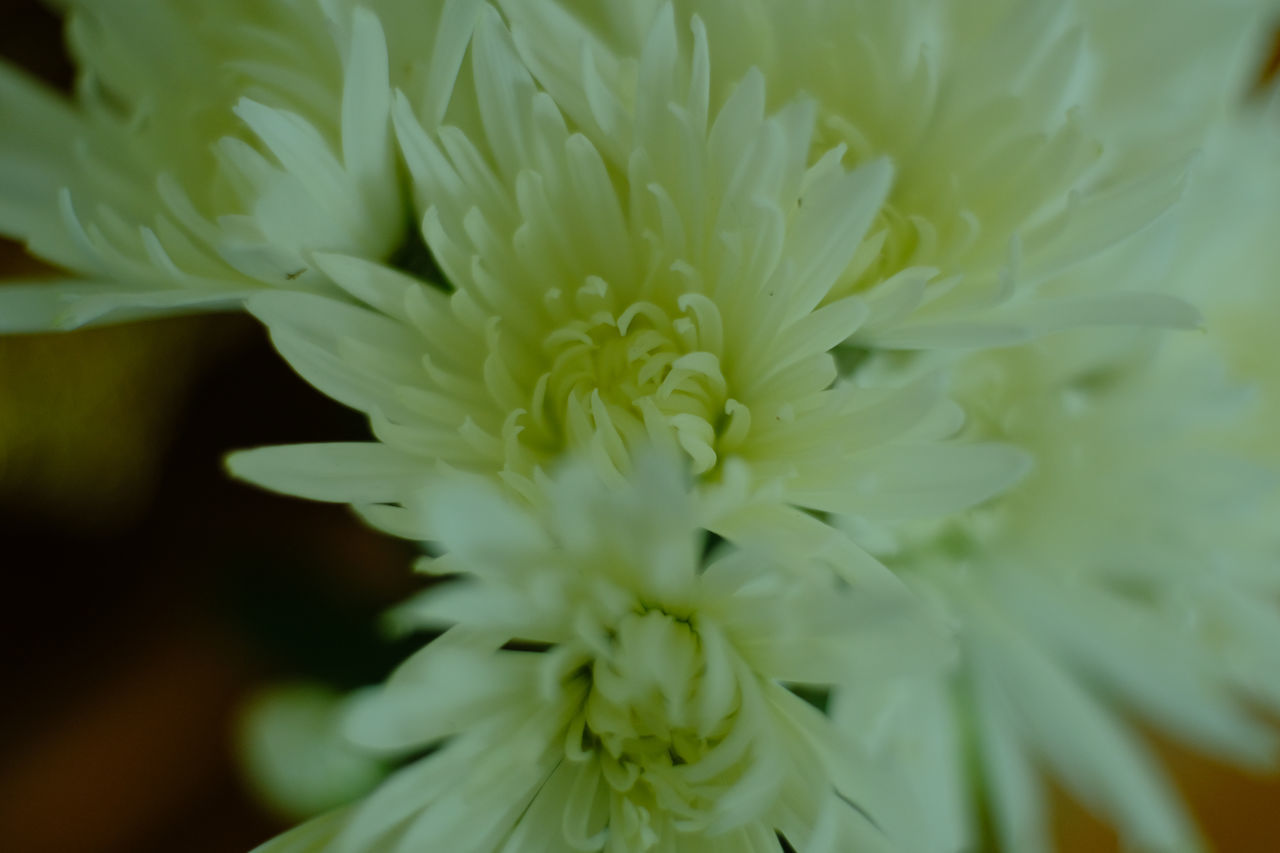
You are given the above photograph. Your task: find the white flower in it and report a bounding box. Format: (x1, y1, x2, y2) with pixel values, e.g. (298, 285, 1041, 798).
(0, 0, 479, 330)
(253, 454, 945, 852)
(834, 327, 1280, 852)
(228, 6, 1029, 580)
(498, 0, 1215, 349)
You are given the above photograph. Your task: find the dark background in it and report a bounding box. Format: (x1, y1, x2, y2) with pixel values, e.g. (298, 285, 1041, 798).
(0, 2, 1278, 850)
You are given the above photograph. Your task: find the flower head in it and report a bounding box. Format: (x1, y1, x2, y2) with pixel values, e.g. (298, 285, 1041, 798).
(229, 6, 1028, 573)
(499, 0, 1213, 349)
(834, 326, 1280, 852)
(254, 453, 943, 852)
(0, 0, 479, 330)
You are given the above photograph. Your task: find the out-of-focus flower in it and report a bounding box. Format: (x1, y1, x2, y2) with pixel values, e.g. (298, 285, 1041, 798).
(0, 0, 479, 330)
(833, 325, 1280, 852)
(239, 682, 389, 823)
(1167, 86, 1280, 468)
(497, 0, 1218, 350)
(1076, 0, 1274, 173)
(254, 454, 944, 853)
(228, 7, 1028, 579)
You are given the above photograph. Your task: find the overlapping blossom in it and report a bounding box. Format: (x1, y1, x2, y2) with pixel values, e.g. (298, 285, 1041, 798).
(228, 6, 1027, 575)
(830, 91, 1280, 842)
(0, 0, 480, 330)
(0, 2, 1274, 851)
(831, 320, 1280, 851)
(497, 0, 1226, 349)
(254, 454, 943, 852)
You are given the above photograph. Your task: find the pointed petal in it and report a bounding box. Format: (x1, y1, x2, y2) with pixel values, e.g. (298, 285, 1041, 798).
(226, 442, 434, 505)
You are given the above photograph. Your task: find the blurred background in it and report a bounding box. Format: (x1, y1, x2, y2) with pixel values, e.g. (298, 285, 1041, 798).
(0, 2, 1277, 851)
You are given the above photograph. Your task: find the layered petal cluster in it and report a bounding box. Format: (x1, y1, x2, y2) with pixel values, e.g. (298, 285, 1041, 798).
(256, 455, 941, 853)
(0, 0, 480, 330)
(0, 2, 1275, 851)
(229, 7, 1027, 569)
(497, 0, 1217, 350)
(834, 327, 1280, 852)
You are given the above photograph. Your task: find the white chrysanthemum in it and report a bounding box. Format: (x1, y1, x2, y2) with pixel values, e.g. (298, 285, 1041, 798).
(228, 7, 1030, 576)
(0, 0, 480, 330)
(253, 455, 944, 853)
(498, 0, 1220, 350)
(832, 326, 1280, 852)
(828, 75, 1280, 853)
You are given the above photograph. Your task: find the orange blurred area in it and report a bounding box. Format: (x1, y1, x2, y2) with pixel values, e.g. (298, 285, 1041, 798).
(1, 2, 1278, 851)
(1261, 26, 1280, 87)
(1051, 733, 1280, 853)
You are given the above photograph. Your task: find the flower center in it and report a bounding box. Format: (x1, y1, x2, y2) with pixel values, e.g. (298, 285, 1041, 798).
(524, 281, 748, 474)
(568, 609, 744, 845)
(586, 611, 728, 763)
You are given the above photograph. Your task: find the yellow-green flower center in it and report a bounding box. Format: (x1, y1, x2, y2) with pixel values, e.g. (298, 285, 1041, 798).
(564, 608, 744, 847)
(524, 284, 750, 474)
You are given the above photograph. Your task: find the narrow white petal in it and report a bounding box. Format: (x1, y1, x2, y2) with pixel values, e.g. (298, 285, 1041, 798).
(340, 7, 392, 184)
(796, 442, 1033, 520)
(420, 0, 488, 128)
(975, 628, 1200, 850)
(226, 443, 434, 505)
(785, 158, 894, 319)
